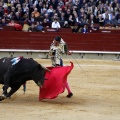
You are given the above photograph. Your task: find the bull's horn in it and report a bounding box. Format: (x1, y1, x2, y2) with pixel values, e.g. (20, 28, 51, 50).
(41, 65, 50, 71)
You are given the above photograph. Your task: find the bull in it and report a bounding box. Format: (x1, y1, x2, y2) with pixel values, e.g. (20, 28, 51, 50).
(0, 57, 49, 101)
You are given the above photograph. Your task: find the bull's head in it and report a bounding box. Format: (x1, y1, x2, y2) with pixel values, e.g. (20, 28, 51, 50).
(34, 64, 50, 87)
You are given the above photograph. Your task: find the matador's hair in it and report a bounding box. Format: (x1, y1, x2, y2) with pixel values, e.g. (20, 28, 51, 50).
(54, 36, 61, 42)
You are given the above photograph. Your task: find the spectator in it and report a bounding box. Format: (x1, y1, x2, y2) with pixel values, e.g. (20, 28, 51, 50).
(89, 23, 99, 33)
(98, 14, 105, 28)
(32, 7, 40, 21)
(35, 21, 45, 33)
(22, 21, 30, 32)
(7, 12, 14, 20)
(110, 15, 118, 27)
(50, 0, 58, 10)
(3, 12, 11, 22)
(0, 18, 7, 26)
(104, 14, 111, 24)
(7, 19, 19, 25)
(42, 18, 51, 28)
(28, 23, 37, 32)
(0, 5, 4, 17)
(24, 7, 31, 20)
(14, 12, 22, 23)
(30, 13, 35, 23)
(65, 8, 71, 20)
(117, 14, 120, 24)
(3, 5, 9, 14)
(51, 13, 60, 22)
(47, 5, 54, 14)
(58, 0, 64, 8)
(63, 21, 70, 28)
(81, 24, 89, 33)
(88, 13, 96, 24)
(7, 19, 23, 30)
(68, 14, 75, 26)
(59, 12, 66, 27)
(51, 18, 61, 29)
(10, 7, 16, 17)
(44, 13, 50, 23)
(108, 3, 114, 13)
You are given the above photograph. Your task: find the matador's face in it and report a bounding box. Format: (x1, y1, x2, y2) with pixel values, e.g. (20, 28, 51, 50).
(53, 40, 60, 46)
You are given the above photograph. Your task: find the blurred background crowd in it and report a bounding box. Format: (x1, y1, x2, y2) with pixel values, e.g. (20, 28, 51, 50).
(0, 0, 120, 32)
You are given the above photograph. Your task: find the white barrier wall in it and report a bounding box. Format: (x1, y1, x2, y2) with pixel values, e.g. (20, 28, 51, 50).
(0, 49, 120, 60)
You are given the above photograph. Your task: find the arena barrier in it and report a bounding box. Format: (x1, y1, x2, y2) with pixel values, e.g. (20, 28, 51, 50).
(0, 28, 120, 60)
(0, 49, 120, 60)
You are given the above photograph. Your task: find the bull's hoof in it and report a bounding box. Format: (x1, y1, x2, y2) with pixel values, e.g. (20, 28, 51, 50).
(66, 93, 73, 98)
(0, 94, 6, 101)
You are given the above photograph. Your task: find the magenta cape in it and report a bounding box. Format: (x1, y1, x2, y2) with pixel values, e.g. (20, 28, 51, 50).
(39, 62, 74, 100)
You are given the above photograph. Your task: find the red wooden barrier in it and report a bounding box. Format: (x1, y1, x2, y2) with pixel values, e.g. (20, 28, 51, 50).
(0, 29, 120, 52)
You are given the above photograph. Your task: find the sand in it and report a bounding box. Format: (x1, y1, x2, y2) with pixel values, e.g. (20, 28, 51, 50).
(0, 59, 120, 120)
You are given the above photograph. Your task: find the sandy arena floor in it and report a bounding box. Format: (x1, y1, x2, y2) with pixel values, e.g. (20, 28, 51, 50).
(0, 59, 120, 120)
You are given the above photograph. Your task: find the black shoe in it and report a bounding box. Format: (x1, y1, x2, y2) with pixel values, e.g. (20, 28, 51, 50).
(67, 93, 73, 98)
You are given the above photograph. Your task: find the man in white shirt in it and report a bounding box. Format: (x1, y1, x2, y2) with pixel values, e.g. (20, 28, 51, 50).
(51, 18, 61, 29)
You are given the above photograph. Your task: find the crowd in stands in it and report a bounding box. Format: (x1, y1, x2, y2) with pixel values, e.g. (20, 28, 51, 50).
(0, 0, 120, 33)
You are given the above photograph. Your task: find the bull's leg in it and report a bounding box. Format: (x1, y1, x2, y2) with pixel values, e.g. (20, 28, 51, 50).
(0, 74, 10, 101)
(6, 85, 21, 98)
(2, 85, 8, 95)
(0, 85, 9, 101)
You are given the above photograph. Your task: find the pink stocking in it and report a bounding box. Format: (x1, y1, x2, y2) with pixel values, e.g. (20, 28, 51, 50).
(65, 81, 72, 94)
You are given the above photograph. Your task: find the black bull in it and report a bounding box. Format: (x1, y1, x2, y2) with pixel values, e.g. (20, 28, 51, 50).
(0, 57, 49, 101)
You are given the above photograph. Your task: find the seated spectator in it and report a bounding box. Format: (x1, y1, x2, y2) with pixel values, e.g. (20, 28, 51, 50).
(28, 23, 37, 32)
(42, 18, 51, 28)
(3, 13, 11, 22)
(3, 4, 9, 14)
(14, 12, 23, 24)
(22, 21, 30, 32)
(98, 14, 105, 28)
(89, 23, 99, 33)
(59, 12, 66, 27)
(88, 13, 96, 24)
(7, 19, 18, 26)
(58, 0, 64, 8)
(75, 17, 86, 33)
(32, 8, 40, 21)
(110, 15, 118, 27)
(44, 13, 50, 23)
(41, 4, 48, 16)
(51, 18, 61, 29)
(117, 15, 120, 25)
(7, 19, 23, 31)
(81, 24, 89, 33)
(63, 21, 70, 28)
(24, 7, 31, 20)
(65, 9, 71, 20)
(51, 13, 60, 22)
(7, 11, 13, 20)
(35, 21, 45, 33)
(30, 13, 35, 23)
(0, 6, 4, 17)
(68, 15, 75, 26)
(104, 14, 111, 25)
(47, 5, 54, 14)
(0, 18, 7, 26)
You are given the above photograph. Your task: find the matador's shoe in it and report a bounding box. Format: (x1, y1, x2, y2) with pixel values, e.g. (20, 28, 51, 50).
(66, 93, 73, 98)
